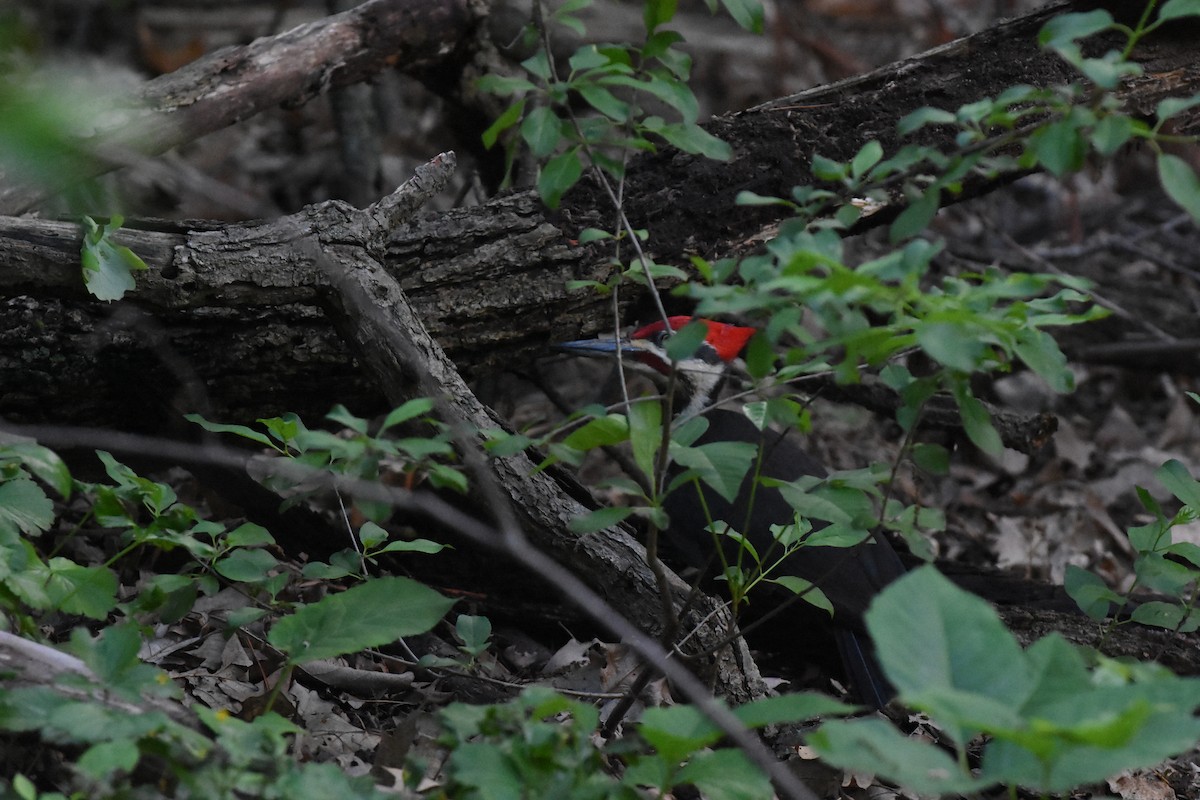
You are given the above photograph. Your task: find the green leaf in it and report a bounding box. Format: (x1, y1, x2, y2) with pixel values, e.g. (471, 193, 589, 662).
(481, 98, 525, 149)
(628, 399, 662, 481)
(889, 188, 939, 242)
(568, 505, 636, 533)
(184, 413, 275, 448)
(1158, 153, 1200, 223)
(71, 623, 161, 695)
(456, 614, 492, 656)
(79, 215, 148, 302)
(670, 440, 757, 504)
(378, 398, 435, 432)
(268, 576, 455, 664)
(662, 319, 709, 361)
(1158, 0, 1200, 21)
(476, 75, 536, 97)
(0, 477, 54, 539)
(325, 404, 368, 434)
(520, 50, 552, 80)
(78, 738, 140, 779)
(897, 106, 956, 136)
(1038, 10, 1113, 49)
(1156, 459, 1200, 508)
(811, 153, 848, 182)
(376, 538, 447, 555)
(736, 692, 854, 726)
(951, 383, 1003, 456)
(1089, 114, 1136, 156)
(225, 522, 274, 548)
(45, 559, 118, 619)
(537, 149, 583, 209)
(676, 748, 770, 800)
(717, 0, 763, 32)
(562, 414, 630, 451)
(520, 106, 562, 158)
(448, 742, 523, 800)
(214, 548, 279, 582)
(0, 438, 72, 498)
(1030, 119, 1086, 176)
(915, 321, 983, 372)
(567, 45, 611, 72)
(656, 123, 731, 160)
(867, 566, 1032, 741)
(768, 576, 833, 614)
(1130, 600, 1187, 629)
(809, 717, 983, 794)
(911, 442, 950, 474)
(735, 190, 792, 207)
(1156, 94, 1200, 123)
(850, 140, 883, 180)
(643, 0, 678, 31)
(1013, 327, 1073, 392)
(576, 84, 630, 122)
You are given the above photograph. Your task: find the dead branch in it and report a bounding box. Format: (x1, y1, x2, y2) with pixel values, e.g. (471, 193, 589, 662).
(0, 0, 481, 215)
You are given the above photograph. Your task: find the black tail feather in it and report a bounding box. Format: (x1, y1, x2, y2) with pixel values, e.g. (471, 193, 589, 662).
(834, 628, 894, 709)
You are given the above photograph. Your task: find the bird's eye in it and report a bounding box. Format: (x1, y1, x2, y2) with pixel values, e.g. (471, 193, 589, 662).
(653, 330, 671, 346)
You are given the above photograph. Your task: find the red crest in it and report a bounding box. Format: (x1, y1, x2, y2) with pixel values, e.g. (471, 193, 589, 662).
(631, 317, 755, 363)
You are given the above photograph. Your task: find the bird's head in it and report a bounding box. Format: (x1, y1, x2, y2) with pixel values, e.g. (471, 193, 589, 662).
(556, 316, 756, 417)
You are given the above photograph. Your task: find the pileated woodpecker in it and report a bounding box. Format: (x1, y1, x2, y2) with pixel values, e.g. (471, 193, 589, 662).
(557, 315, 906, 707)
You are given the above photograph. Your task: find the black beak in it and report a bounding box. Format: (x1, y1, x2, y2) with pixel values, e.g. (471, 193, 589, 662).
(553, 336, 625, 357)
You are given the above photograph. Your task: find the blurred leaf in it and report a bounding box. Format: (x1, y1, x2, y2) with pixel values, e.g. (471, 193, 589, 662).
(643, 0, 677, 31)
(951, 383, 1003, 455)
(0, 477, 53, 539)
(657, 123, 731, 160)
(269, 577, 454, 665)
(889, 189, 939, 242)
(851, 140, 883, 180)
(0, 438, 72, 498)
(214, 548, 279, 583)
(1029, 120, 1086, 176)
(1013, 327, 1073, 392)
(868, 566, 1032, 743)
(716, 0, 763, 32)
(379, 398, 435, 433)
(1159, 153, 1200, 223)
(676, 748, 769, 800)
(1158, 0, 1200, 21)
(810, 717, 983, 794)
(1038, 10, 1113, 48)
(569, 505, 636, 533)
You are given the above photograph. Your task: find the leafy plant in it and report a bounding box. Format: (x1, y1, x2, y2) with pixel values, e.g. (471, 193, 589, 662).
(188, 402, 460, 580)
(0, 428, 458, 797)
(479, 0, 738, 209)
(810, 566, 1200, 795)
(1067, 458, 1200, 636)
(432, 686, 849, 800)
(79, 215, 148, 302)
